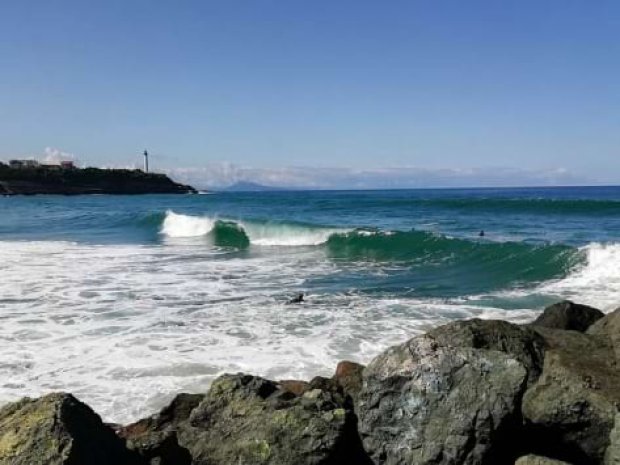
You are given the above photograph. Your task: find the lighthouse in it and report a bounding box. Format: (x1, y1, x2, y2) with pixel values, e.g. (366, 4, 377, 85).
(143, 150, 149, 173)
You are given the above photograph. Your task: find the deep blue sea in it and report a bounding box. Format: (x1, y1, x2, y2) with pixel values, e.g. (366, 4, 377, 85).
(1, 186, 619, 421)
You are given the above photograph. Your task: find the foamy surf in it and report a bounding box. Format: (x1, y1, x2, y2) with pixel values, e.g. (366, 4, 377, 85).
(161, 210, 218, 237)
(0, 237, 617, 423)
(160, 210, 347, 246)
(540, 242, 620, 310)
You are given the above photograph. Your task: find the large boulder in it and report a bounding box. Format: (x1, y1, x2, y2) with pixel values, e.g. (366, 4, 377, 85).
(357, 330, 529, 465)
(427, 318, 546, 384)
(118, 393, 204, 465)
(532, 301, 604, 332)
(0, 393, 139, 465)
(178, 373, 369, 465)
(522, 327, 620, 465)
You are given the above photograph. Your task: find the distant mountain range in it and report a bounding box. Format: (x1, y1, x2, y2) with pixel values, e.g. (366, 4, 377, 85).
(221, 181, 292, 192)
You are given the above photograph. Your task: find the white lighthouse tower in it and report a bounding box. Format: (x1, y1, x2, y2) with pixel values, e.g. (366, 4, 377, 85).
(143, 150, 149, 173)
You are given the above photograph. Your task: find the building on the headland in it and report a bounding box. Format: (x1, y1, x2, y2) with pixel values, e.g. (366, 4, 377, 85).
(40, 163, 62, 171)
(9, 159, 39, 169)
(6, 159, 76, 170)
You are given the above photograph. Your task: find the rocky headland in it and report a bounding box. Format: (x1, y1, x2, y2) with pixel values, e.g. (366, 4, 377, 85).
(0, 164, 196, 195)
(0, 300, 618, 465)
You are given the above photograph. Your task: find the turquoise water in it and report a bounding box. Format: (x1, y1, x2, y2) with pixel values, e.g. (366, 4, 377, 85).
(0, 186, 619, 421)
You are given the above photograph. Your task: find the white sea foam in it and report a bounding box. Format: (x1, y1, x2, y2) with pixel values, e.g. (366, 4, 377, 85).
(160, 210, 217, 237)
(469, 242, 620, 312)
(0, 238, 617, 424)
(161, 210, 345, 246)
(539, 242, 620, 311)
(239, 222, 343, 246)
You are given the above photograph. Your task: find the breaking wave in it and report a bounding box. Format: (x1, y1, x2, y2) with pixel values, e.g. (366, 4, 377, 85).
(160, 211, 585, 284)
(161, 211, 343, 246)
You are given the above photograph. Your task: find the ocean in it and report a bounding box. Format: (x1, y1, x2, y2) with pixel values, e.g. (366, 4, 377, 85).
(1, 186, 619, 422)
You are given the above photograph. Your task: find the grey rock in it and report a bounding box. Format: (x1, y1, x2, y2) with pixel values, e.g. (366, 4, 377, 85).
(427, 318, 546, 384)
(357, 332, 528, 465)
(588, 307, 620, 360)
(0, 393, 139, 465)
(522, 328, 620, 464)
(532, 300, 604, 332)
(178, 373, 369, 465)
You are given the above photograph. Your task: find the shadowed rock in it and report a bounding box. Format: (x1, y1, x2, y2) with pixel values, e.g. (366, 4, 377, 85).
(0, 393, 139, 465)
(117, 393, 203, 465)
(522, 327, 620, 464)
(532, 300, 604, 332)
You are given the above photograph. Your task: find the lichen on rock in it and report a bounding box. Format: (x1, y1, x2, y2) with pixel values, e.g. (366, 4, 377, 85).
(0, 393, 138, 465)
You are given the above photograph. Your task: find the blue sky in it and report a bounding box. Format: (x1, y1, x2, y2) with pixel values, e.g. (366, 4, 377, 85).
(1, 1, 619, 188)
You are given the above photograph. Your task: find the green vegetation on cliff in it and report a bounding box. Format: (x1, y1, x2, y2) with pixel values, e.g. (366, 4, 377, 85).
(0, 163, 196, 195)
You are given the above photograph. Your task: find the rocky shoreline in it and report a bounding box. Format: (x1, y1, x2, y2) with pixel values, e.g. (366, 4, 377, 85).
(0, 165, 196, 195)
(0, 300, 617, 465)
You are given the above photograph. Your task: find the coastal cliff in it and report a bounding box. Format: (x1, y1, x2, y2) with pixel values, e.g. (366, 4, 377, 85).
(0, 164, 196, 195)
(0, 300, 617, 465)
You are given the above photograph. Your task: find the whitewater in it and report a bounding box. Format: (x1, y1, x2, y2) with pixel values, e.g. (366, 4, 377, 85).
(0, 187, 618, 423)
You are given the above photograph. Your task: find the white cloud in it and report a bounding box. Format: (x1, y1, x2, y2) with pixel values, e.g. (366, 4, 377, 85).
(164, 163, 592, 190)
(42, 147, 77, 165)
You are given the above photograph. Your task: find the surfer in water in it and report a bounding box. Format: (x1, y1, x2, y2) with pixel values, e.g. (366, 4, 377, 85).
(288, 293, 305, 304)
(479, 230, 485, 237)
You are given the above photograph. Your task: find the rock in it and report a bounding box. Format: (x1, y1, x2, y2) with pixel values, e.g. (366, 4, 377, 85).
(0, 393, 139, 465)
(588, 307, 620, 359)
(118, 393, 203, 465)
(332, 361, 365, 401)
(357, 332, 528, 465)
(120, 393, 204, 435)
(121, 430, 190, 465)
(515, 454, 573, 465)
(279, 380, 310, 396)
(606, 414, 620, 465)
(522, 328, 620, 464)
(532, 300, 604, 332)
(178, 373, 369, 465)
(427, 318, 546, 384)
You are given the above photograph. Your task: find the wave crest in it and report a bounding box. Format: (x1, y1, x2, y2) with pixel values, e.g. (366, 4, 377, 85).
(161, 211, 217, 238)
(540, 242, 620, 310)
(161, 211, 344, 246)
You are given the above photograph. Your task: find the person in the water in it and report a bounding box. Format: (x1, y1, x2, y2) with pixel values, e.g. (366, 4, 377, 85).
(479, 230, 485, 237)
(288, 293, 305, 304)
